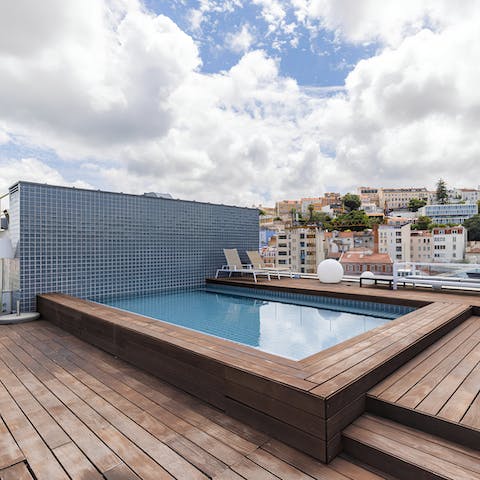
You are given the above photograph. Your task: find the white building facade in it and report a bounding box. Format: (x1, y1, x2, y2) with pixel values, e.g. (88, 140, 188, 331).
(378, 223, 411, 262)
(378, 188, 428, 210)
(419, 204, 477, 225)
(410, 230, 433, 263)
(275, 227, 325, 273)
(432, 227, 466, 262)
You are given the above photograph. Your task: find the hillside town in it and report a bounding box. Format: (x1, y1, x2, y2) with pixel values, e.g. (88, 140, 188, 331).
(258, 181, 480, 275)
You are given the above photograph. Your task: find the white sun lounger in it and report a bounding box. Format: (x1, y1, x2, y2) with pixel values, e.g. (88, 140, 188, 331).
(216, 249, 271, 283)
(246, 250, 293, 279)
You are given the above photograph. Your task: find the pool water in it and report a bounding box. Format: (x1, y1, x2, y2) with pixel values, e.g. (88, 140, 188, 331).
(100, 286, 412, 360)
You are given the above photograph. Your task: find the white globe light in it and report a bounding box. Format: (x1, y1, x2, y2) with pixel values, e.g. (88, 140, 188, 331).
(317, 259, 344, 283)
(361, 270, 375, 286)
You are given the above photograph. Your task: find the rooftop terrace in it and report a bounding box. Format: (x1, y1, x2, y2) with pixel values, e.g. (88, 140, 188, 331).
(1, 278, 479, 479)
(0, 320, 382, 480)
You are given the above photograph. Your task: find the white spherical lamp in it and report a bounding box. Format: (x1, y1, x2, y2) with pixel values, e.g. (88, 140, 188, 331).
(317, 259, 344, 283)
(360, 270, 375, 286)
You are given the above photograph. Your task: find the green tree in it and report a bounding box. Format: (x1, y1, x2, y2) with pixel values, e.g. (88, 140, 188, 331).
(342, 193, 361, 212)
(415, 215, 432, 230)
(307, 204, 314, 223)
(463, 214, 480, 241)
(332, 210, 370, 231)
(477, 200, 480, 214)
(408, 198, 427, 212)
(311, 211, 332, 227)
(435, 179, 448, 204)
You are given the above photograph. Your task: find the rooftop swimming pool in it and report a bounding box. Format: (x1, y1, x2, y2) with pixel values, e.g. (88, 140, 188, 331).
(99, 285, 414, 360)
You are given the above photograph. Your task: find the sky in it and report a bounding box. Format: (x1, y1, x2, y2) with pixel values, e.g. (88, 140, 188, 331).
(0, 0, 480, 207)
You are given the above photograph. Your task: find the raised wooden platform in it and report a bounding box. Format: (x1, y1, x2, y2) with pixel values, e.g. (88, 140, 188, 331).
(0, 321, 384, 480)
(36, 278, 473, 463)
(343, 414, 480, 480)
(367, 315, 480, 450)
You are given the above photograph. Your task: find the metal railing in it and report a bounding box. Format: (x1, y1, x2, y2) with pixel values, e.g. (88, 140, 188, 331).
(393, 262, 480, 291)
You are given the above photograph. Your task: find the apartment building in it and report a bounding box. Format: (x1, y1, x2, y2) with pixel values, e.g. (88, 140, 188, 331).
(378, 222, 411, 262)
(432, 226, 466, 262)
(275, 200, 301, 220)
(419, 203, 477, 225)
(410, 230, 433, 263)
(340, 250, 393, 275)
(378, 187, 428, 210)
(276, 226, 325, 273)
(357, 186, 379, 206)
(300, 197, 325, 214)
(465, 241, 480, 263)
(324, 231, 354, 259)
(427, 188, 480, 205)
(456, 188, 480, 204)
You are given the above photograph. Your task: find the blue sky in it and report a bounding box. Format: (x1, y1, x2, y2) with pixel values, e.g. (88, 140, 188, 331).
(0, 0, 479, 205)
(146, 0, 376, 87)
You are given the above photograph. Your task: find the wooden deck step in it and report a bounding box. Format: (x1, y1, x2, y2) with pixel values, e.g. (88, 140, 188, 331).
(343, 414, 480, 480)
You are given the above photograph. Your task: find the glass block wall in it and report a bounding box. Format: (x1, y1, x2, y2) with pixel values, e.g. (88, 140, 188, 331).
(10, 182, 259, 311)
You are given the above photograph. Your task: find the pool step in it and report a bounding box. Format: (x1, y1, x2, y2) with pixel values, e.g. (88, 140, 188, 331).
(342, 414, 480, 480)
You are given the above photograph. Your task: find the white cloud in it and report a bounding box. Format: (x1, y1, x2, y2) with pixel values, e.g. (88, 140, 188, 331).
(293, 0, 480, 46)
(0, 158, 92, 193)
(1, 0, 480, 207)
(253, 0, 287, 34)
(0, 129, 9, 145)
(226, 24, 254, 53)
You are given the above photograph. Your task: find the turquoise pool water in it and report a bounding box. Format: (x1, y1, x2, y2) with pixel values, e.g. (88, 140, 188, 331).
(100, 286, 413, 360)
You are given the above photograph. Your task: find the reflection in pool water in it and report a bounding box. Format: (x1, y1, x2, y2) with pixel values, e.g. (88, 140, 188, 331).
(101, 289, 395, 360)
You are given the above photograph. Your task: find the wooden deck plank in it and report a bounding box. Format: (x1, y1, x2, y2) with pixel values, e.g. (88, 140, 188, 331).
(311, 303, 470, 398)
(0, 381, 69, 480)
(343, 423, 478, 480)
(0, 462, 34, 480)
(229, 457, 281, 480)
(0, 417, 24, 470)
(0, 333, 176, 480)
(52, 442, 104, 480)
(46, 294, 304, 377)
(329, 457, 386, 480)
(305, 302, 451, 383)
(22, 324, 264, 463)
(7, 330, 208, 480)
(395, 324, 480, 410)
(37, 281, 476, 464)
(0, 356, 71, 450)
(261, 440, 352, 479)
(302, 302, 445, 370)
(355, 415, 480, 474)
(0, 335, 124, 475)
(415, 341, 480, 416)
(246, 448, 312, 480)
(462, 392, 480, 430)
(369, 316, 478, 399)
(27, 322, 271, 448)
(0, 320, 387, 480)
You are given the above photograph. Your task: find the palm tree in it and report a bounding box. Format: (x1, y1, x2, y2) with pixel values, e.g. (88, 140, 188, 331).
(307, 204, 314, 223)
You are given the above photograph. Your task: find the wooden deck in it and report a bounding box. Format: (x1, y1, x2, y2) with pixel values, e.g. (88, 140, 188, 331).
(0, 320, 384, 480)
(343, 414, 480, 480)
(367, 315, 480, 449)
(36, 278, 474, 463)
